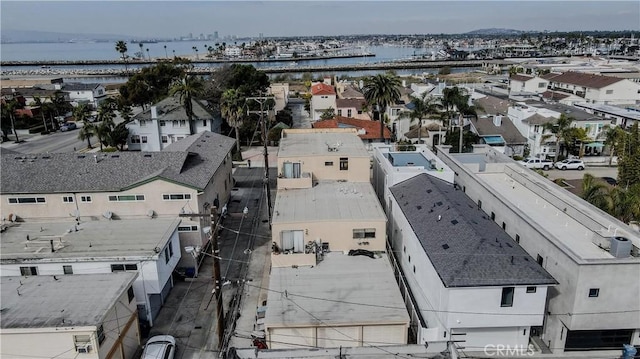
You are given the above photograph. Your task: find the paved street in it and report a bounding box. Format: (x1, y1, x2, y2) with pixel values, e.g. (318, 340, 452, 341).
(544, 165, 618, 181)
(289, 98, 312, 129)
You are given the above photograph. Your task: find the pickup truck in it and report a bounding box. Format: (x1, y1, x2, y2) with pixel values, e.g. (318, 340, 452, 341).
(518, 158, 554, 170)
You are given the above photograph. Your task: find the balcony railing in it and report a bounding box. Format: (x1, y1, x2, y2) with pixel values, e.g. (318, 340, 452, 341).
(277, 171, 313, 189)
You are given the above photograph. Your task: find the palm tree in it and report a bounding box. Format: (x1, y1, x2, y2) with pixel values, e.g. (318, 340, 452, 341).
(542, 114, 574, 160)
(398, 93, 442, 144)
(609, 184, 640, 223)
(97, 103, 116, 128)
(362, 74, 401, 142)
(95, 122, 111, 150)
(603, 125, 625, 166)
(221, 89, 243, 154)
(138, 42, 144, 59)
(30, 96, 49, 133)
(5, 99, 21, 142)
(170, 74, 204, 134)
(164, 45, 168, 59)
(146, 48, 150, 60)
(581, 173, 610, 211)
(192, 46, 199, 60)
(77, 121, 96, 149)
(115, 41, 129, 76)
(73, 104, 90, 123)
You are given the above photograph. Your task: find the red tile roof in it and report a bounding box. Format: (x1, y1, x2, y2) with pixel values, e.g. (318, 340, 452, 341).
(545, 71, 623, 89)
(311, 83, 336, 96)
(312, 116, 392, 140)
(510, 74, 535, 82)
(540, 90, 570, 100)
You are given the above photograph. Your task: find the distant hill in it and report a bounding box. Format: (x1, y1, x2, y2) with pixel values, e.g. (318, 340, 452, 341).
(465, 28, 527, 36)
(1, 29, 145, 43)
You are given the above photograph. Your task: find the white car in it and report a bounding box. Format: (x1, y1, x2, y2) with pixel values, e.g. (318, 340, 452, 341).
(142, 335, 176, 359)
(555, 159, 585, 170)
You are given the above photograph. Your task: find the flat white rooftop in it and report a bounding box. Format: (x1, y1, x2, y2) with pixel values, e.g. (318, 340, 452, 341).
(477, 166, 640, 261)
(0, 218, 181, 261)
(272, 181, 386, 224)
(265, 253, 410, 328)
(278, 129, 370, 158)
(1, 273, 137, 329)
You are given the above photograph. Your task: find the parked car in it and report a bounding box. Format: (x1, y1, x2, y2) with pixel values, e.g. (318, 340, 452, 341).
(60, 122, 77, 132)
(518, 158, 554, 170)
(554, 159, 585, 170)
(142, 335, 175, 359)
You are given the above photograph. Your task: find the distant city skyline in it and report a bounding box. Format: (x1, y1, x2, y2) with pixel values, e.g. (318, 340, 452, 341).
(1, 1, 639, 39)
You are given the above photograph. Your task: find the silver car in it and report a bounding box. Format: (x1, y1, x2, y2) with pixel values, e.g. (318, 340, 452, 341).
(142, 335, 176, 359)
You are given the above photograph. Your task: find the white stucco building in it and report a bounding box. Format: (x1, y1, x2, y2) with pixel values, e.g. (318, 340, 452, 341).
(542, 71, 640, 105)
(0, 273, 139, 359)
(436, 145, 640, 353)
(62, 83, 107, 109)
(509, 74, 550, 95)
(310, 83, 336, 121)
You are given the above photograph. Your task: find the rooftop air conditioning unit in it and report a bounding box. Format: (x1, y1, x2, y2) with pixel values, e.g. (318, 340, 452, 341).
(77, 343, 92, 353)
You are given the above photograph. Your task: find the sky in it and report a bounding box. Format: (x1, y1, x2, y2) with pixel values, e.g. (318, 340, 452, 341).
(2, 1, 639, 38)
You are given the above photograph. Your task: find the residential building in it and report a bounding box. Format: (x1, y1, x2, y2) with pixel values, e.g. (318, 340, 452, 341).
(0, 218, 181, 327)
(268, 83, 290, 112)
(574, 102, 640, 129)
(1, 87, 65, 105)
(0, 131, 235, 269)
(336, 84, 364, 99)
(312, 116, 391, 142)
(387, 173, 556, 349)
(336, 98, 370, 120)
(62, 83, 107, 108)
(265, 253, 410, 349)
(265, 128, 410, 349)
(310, 82, 337, 121)
(276, 128, 370, 185)
(436, 145, 640, 353)
(127, 95, 220, 151)
(0, 273, 139, 359)
(471, 95, 528, 156)
(509, 74, 550, 95)
(542, 71, 640, 105)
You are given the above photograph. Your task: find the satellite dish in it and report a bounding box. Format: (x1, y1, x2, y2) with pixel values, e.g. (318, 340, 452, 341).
(8, 213, 16, 222)
(147, 210, 155, 218)
(103, 211, 113, 220)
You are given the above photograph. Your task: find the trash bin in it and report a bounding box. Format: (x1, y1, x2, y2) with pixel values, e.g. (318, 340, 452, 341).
(623, 344, 637, 359)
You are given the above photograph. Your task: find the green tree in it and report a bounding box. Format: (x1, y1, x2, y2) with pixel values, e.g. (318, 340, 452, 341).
(221, 89, 244, 155)
(542, 114, 574, 159)
(581, 173, 610, 211)
(320, 107, 335, 121)
(398, 93, 442, 144)
(77, 121, 96, 149)
(106, 122, 130, 150)
(30, 96, 49, 133)
(1, 99, 19, 142)
(441, 87, 468, 126)
(603, 125, 625, 166)
(363, 74, 401, 142)
(170, 74, 205, 134)
(115, 41, 129, 76)
(444, 127, 479, 153)
(73, 104, 90, 123)
(618, 123, 640, 188)
(95, 122, 111, 151)
(609, 184, 640, 223)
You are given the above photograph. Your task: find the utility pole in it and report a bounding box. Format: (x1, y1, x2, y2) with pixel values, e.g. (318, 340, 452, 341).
(179, 208, 225, 348)
(246, 94, 275, 229)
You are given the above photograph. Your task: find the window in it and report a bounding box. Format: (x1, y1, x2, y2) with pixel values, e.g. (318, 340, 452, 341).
(141, 136, 148, 144)
(537, 254, 543, 266)
(413, 265, 416, 273)
(337, 109, 342, 116)
(131, 135, 141, 144)
(282, 162, 301, 178)
(347, 109, 352, 117)
(515, 234, 520, 243)
(538, 82, 546, 88)
(165, 247, 170, 264)
(477, 200, 482, 209)
(526, 286, 537, 293)
(501, 287, 514, 307)
(62, 196, 74, 203)
(162, 193, 192, 201)
(111, 264, 137, 272)
(96, 324, 106, 344)
(339, 157, 348, 171)
(108, 195, 145, 202)
(588, 288, 599, 297)
(20, 266, 38, 276)
(169, 242, 174, 257)
(8, 197, 46, 204)
(324, 161, 334, 166)
(491, 212, 495, 221)
(161, 136, 168, 143)
(202, 120, 207, 127)
(605, 89, 613, 95)
(280, 230, 304, 253)
(139, 120, 147, 127)
(502, 222, 506, 230)
(353, 228, 376, 239)
(81, 196, 92, 203)
(178, 225, 199, 232)
(63, 265, 73, 275)
(127, 287, 134, 303)
(159, 120, 166, 127)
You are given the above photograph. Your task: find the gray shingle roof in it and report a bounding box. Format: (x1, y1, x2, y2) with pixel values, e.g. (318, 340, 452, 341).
(133, 95, 213, 122)
(390, 174, 557, 288)
(471, 116, 527, 145)
(1, 131, 235, 194)
(62, 83, 101, 91)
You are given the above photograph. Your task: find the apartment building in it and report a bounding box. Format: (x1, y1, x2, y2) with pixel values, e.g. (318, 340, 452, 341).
(436, 145, 640, 353)
(0, 218, 181, 327)
(127, 95, 219, 151)
(0, 273, 139, 359)
(542, 71, 640, 105)
(1, 131, 236, 269)
(509, 74, 549, 95)
(264, 128, 410, 349)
